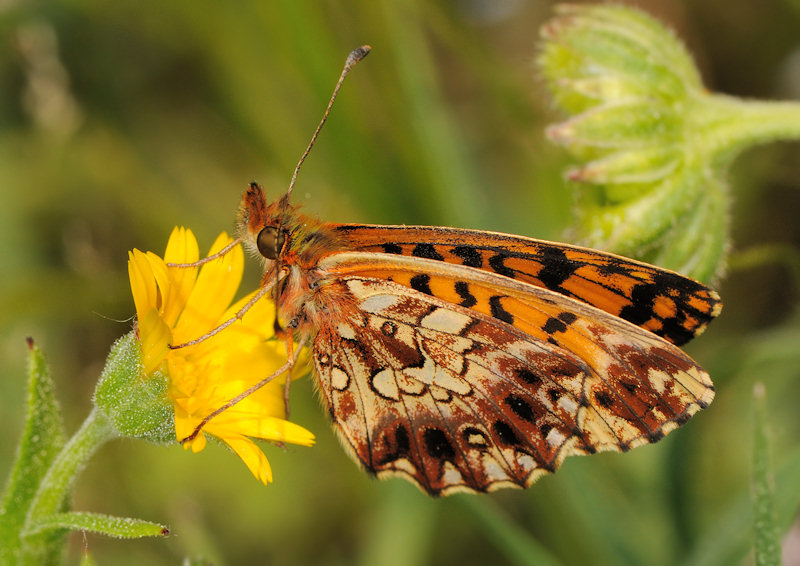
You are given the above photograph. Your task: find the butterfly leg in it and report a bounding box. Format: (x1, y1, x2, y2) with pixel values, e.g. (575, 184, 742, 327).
(170, 280, 275, 349)
(166, 238, 242, 268)
(280, 335, 308, 420)
(179, 356, 295, 445)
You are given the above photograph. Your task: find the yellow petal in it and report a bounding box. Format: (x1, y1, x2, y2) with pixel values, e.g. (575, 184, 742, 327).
(139, 309, 172, 375)
(127, 250, 158, 321)
(186, 433, 207, 453)
(163, 226, 199, 264)
(173, 234, 244, 342)
(222, 435, 273, 484)
(163, 227, 199, 327)
(211, 409, 315, 446)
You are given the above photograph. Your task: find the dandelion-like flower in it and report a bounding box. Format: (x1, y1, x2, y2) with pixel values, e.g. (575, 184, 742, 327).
(127, 227, 314, 484)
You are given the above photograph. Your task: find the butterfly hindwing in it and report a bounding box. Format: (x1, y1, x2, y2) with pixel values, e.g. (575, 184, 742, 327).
(331, 224, 722, 346)
(311, 252, 714, 495)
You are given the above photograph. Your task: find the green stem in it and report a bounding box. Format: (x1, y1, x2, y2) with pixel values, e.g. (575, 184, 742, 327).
(694, 94, 800, 158)
(23, 408, 116, 542)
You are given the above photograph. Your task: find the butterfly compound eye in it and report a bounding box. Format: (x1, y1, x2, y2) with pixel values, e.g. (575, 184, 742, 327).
(256, 226, 282, 259)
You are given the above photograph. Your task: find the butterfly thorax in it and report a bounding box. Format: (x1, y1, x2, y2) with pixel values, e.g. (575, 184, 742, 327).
(238, 182, 354, 332)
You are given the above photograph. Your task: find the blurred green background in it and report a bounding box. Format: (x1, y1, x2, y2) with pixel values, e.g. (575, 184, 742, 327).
(2, 1, 800, 565)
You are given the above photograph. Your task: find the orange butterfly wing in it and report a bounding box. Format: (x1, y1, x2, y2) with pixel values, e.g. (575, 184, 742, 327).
(331, 224, 721, 346)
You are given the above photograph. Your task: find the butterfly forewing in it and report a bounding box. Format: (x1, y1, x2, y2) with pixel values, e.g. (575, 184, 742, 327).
(331, 224, 721, 346)
(310, 251, 714, 494)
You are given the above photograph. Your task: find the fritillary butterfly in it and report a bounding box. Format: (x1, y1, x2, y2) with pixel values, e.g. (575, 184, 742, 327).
(235, 182, 720, 495)
(192, 47, 721, 495)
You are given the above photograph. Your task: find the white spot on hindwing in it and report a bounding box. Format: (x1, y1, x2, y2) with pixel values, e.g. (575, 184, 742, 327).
(546, 428, 567, 447)
(558, 396, 578, 415)
(331, 367, 350, 391)
(347, 280, 402, 313)
(337, 322, 357, 340)
(372, 368, 400, 400)
(442, 462, 464, 485)
(420, 307, 472, 334)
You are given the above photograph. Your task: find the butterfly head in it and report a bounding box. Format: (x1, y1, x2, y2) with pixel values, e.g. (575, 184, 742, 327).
(237, 182, 295, 264)
(237, 181, 334, 270)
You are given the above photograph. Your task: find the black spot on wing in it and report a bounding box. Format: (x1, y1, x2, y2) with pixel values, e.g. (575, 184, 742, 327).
(376, 423, 412, 467)
(543, 317, 568, 335)
(659, 318, 694, 347)
(489, 254, 516, 278)
(558, 312, 578, 324)
(595, 391, 614, 408)
(537, 248, 581, 290)
(454, 281, 477, 308)
(618, 282, 658, 327)
(412, 243, 444, 261)
(382, 242, 403, 254)
(505, 394, 535, 423)
(493, 420, 522, 447)
(424, 427, 456, 461)
(517, 369, 542, 385)
(410, 274, 433, 295)
(396, 424, 411, 454)
(597, 259, 634, 276)
(489, 296, 514, 325)
(451, 246, 483, 268)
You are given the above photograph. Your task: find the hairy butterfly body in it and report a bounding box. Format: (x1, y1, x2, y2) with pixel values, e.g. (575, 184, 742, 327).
(237, 182, 720, 496)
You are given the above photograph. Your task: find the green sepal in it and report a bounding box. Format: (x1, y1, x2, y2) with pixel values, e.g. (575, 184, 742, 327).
(25, 511, 169, 540)
(0, 339, 67, 566)
(94, 332, 175, 444)
(539, 4, 700, 114)
(547, 100, 681, 152)
(567, 145, 682, 189)
(645, 181, 728, 284)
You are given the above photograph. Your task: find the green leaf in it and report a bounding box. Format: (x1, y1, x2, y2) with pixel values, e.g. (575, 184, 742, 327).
(26, 511, 169, 540)
(752, 383, 781, 566)
(0, 339, 66, 566)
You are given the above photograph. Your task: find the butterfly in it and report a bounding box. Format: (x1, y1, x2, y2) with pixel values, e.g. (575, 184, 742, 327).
(197, 47, 721, 496)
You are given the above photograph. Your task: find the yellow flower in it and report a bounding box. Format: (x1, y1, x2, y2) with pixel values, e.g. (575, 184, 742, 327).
(127, 227, 314, 484)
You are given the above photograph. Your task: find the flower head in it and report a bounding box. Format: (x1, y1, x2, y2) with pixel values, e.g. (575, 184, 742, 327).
(127, 227, 314, 484)
(539, 4, 729, 283)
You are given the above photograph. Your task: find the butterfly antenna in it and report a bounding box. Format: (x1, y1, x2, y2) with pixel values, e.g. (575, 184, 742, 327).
(284, 45, 371, 201)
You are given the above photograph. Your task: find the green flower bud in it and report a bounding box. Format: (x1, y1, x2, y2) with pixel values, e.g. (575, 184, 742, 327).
(93, 332, 174, 444)
(539, 4, 800, 283)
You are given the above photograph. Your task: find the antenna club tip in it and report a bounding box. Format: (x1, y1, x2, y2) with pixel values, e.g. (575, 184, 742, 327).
(348, 45, 371, 65)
